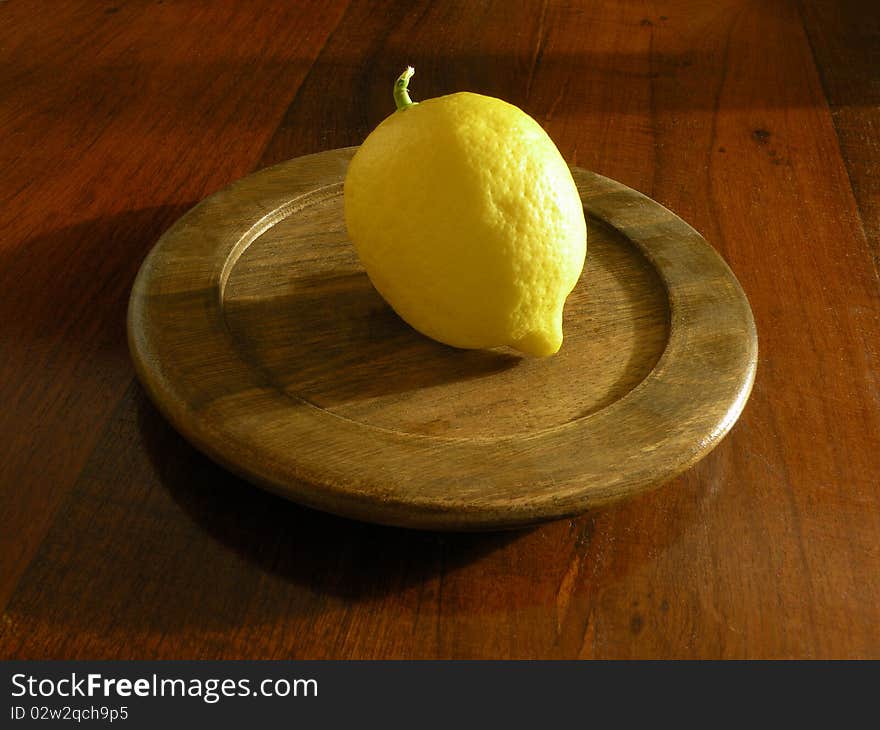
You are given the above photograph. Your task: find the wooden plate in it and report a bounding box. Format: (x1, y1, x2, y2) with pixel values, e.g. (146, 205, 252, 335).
(128, 147, 757, 530)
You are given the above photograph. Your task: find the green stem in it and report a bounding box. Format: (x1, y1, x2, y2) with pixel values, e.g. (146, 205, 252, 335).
(394, 66, 417, 111)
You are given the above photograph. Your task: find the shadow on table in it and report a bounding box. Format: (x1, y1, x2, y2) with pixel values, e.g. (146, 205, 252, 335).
(3, 382, 703, 651)
(137, 394, 526, 602)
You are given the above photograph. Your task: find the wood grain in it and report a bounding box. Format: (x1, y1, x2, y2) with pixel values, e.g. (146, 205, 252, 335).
(127, 148, 756, 529)
(0, 0, 348, 609)
(2, 0, 879, 658)
(799, 0, 880, 269)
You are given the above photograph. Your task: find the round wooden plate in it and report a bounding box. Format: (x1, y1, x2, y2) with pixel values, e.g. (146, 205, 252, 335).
(128, 147, 757, 530)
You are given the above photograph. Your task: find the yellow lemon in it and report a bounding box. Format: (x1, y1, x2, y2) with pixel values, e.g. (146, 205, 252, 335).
(344, 67, 586, 356)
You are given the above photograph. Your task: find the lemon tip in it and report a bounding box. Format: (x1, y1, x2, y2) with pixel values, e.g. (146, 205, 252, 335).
(511, 329, 562, 357)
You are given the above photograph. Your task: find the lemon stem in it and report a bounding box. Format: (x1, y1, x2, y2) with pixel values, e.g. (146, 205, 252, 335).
(394, 66, 417, 111)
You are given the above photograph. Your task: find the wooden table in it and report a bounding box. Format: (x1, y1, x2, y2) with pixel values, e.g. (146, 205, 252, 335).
(1, 0, 878, 659)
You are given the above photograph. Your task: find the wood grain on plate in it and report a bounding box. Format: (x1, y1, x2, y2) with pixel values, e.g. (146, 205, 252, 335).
(2, 0, 879, 658)
(127, 148, 756, 529)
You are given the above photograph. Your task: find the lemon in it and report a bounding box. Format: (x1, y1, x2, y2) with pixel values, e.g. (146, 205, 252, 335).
(344, 67, 586, 356)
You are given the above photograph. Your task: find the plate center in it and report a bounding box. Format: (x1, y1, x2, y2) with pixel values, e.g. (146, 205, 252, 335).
(222, 191, 669, 438)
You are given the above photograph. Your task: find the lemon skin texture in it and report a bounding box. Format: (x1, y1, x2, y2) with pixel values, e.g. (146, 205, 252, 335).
(344, 91, 586, 357)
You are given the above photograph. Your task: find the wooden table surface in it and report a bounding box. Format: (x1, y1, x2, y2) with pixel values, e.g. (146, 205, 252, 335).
(1, 0, 878, 659)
